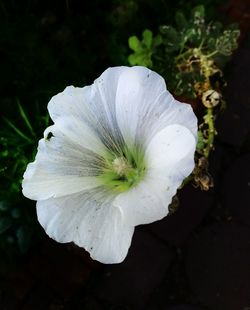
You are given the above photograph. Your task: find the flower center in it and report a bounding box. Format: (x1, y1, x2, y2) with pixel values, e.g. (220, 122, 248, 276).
(112, 157, 132, 177)
(98, 147, 146, 193)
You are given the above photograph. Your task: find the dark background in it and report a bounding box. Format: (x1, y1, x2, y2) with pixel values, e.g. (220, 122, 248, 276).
(0, 0, 250, 309)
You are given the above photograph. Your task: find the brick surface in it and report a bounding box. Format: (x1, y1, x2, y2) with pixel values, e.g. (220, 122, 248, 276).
(94, 227, 175, 310)
(186, 222, 250, 310)
(147, 185, 214, 247)
(222, 154, 250, 226)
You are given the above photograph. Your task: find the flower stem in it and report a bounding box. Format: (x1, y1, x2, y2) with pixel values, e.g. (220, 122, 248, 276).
(175, 48, 192, 62)
(204, 108, 215, 158)
(205, 50, 218, 58)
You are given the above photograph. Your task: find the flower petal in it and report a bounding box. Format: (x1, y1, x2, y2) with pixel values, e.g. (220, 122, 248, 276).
(114, 124, 196, 226)
(48, 85, 111, 154)
(48, 68, 128, 154)
(47, 67, 197, 152)
(51, 116, 107, 156)
(114, 178, 170, 226)
(48, 85, 91, 124)
(37, 191, 134, 264)
(136, 91, 197, 145)
(115, 66, 166, 146)
(115, 66, 197, 146)
(145, 124, 196, 172)
(22, 126, 105, 200)
(22, 66, 198, 265)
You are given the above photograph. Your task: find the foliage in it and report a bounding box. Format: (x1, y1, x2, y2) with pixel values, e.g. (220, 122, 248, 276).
(0, 0, 120, 257)
(0, 102, 47, 256)
(128, 5, 240, 190)
(0, 0, 237, 256)
(128, 29, 162, 67)
(128, 5, 239, 97)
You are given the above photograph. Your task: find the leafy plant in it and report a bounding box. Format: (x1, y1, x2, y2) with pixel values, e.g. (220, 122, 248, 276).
(128, 5, 239, 97)
(0, 101, 48, 256)
(128, 29, 162, 67)
(128, 5, 240, 190)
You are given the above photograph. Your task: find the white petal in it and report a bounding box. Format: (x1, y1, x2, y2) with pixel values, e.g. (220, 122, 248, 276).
(146, 124, 196, 172)
(115, 66, 166, 146)
(136, 91, 197, 145)
(48, 86, 108, 154)
(90, 66, 128, 152)
(114, 66, 197, 146)
(93, 66, 128, 127)
(48, 85, 91, 124)
(47, 67, 197, 153)
(114, 177, 170, 226)
(51, 117, 106, 156)
(36, 191, 134, 264)
(22, 127, 104, 200)
(114, 124, 196, 226)
(48, 68, 128, 154)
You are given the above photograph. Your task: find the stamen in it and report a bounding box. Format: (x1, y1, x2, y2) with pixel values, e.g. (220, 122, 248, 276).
(98, 146, 146, 193)
(112, 157, 132, 176)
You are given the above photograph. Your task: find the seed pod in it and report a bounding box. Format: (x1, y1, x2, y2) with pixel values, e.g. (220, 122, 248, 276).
(202, 90, 220, 108)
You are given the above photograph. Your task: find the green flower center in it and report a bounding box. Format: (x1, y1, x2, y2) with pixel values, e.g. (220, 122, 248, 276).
(98, 146, 146, 193)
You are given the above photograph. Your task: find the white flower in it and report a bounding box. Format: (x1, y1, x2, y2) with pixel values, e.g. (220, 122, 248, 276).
(22, 66, 197, 264)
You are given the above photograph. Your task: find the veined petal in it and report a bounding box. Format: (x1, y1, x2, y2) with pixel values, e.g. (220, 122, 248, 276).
(115, 66, 166, 146)
(114, 177, 169, 226)
(89, 66, 128, 153)
(22, 66, 198, 264)
(36, 191, 134, 264)
(50, 117, 106, 156)
(48, 85, 111, 153)
(114, 124, 196, 226)
(48, 85, 91, 124)
(22, 126, 105, 200)
(115, 66, 197, 146)
(93, 67, 128, 130)
(136, 91, 197, 145)
(48, 68, 128, 155)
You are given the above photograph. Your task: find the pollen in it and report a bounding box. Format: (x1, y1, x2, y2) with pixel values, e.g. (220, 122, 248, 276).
(112, 157, 132, 176)
(97, 145, 146, 193)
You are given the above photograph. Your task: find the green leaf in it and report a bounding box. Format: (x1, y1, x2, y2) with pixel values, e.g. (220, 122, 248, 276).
(180, 28, 196, 48)
(0, 216, 12, 234)
(216, 29, 240, 56)
(4, 117, 33, 143)
(153, 34, 162, 47)
(175, 11, 187, 29)
(128, 53, 140, 66)
(17, 100, 35, 136)
(192, 5, 205, 19)
(142, 29, 153, 49)
(128, 36, 141, 52)
(160, 25, 180, 52)
(128, 29, 154, 67)
(128, 52, 152, 67)
(210, 21, 223, 36)
(207, 37, 216, 49)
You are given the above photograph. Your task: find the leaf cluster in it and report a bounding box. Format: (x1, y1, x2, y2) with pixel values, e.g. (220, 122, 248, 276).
(128, 5, 240, 98)
(0, 102, 47, 256)
(128, 29, 162, 67)
(127, 4, 240, 191)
